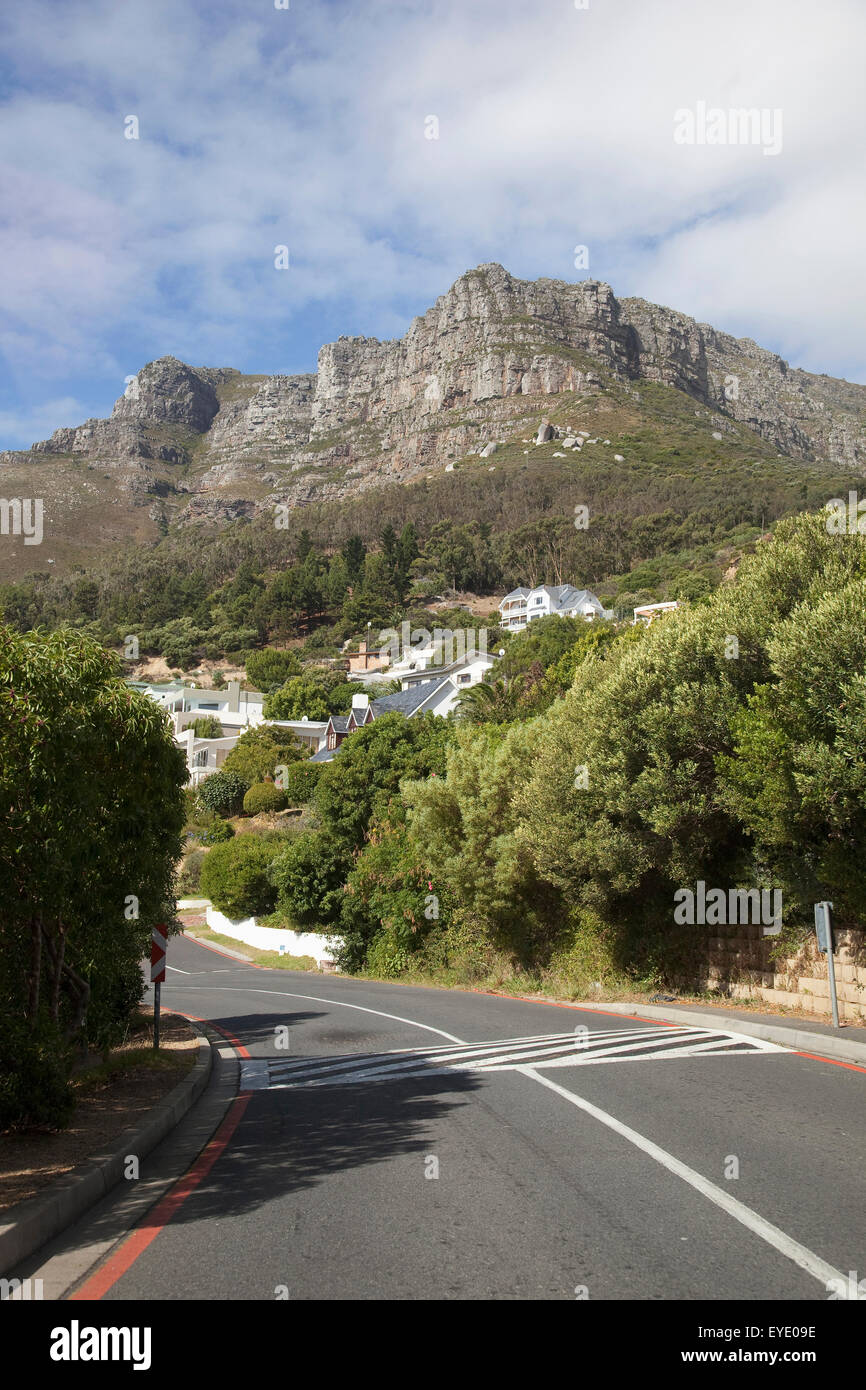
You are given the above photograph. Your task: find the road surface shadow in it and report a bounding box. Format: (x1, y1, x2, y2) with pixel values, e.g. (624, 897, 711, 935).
(162, 1063, 482, 1223)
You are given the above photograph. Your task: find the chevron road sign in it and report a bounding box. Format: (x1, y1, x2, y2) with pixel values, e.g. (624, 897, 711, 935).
(150, 925, 167, 983)
(151, 924, 167, 1049)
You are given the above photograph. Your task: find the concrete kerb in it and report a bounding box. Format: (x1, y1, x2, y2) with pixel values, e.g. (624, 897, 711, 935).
(573, 1001, 866, 1066)
(0, 1027, 213, 1277)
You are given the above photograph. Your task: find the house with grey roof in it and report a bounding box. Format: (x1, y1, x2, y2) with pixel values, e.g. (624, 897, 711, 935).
(498, 584, 609, 630)
(308, 682, 457, 763)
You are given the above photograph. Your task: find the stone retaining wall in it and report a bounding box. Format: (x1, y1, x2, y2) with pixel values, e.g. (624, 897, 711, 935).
(698, 922, 866, 1020)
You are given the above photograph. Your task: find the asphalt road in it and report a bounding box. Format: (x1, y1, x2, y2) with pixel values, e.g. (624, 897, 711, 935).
(45, 934, 866, 1300)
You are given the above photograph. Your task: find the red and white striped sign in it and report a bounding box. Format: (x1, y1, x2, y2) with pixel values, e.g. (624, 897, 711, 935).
(151, 925, 167, 983)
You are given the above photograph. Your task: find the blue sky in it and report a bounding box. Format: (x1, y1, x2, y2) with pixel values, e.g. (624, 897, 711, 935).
(1, 0, 864, 449)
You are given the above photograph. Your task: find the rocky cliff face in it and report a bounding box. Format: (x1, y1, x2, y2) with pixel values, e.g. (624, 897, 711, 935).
(4, 264, 864, 540)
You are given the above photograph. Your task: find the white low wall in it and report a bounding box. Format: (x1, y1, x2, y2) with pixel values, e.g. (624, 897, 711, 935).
(205, 905, 342, 967)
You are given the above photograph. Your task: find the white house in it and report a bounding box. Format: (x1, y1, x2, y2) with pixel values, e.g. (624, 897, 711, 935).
(140, 679, 266, 729)
(262, 717, 329, 756)
(398, 648, 496, 694)
(180, 731, 242, 786)
(498, 584, 608, 631)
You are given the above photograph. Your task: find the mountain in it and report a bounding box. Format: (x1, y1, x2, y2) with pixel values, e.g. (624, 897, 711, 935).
(1, 263, 864, 578)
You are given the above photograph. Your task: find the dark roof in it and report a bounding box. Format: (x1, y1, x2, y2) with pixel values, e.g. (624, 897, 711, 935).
(328, 715, 350, 733)
(309, 746, 339, 763)
(370, 679, 454, 718)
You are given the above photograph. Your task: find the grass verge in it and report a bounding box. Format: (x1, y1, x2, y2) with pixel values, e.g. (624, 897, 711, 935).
(183, 926, 317, 971)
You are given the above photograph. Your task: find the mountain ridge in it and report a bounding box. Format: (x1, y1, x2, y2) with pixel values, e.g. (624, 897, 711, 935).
(2, 263, 864, 577)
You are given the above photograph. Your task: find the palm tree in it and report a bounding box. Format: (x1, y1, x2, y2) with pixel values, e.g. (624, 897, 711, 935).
(455, 676, 527, 724)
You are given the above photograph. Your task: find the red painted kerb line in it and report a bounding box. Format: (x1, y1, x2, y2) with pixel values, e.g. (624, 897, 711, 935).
(180, 1010, 251, 1058)
(70, 1091, 251, 1301)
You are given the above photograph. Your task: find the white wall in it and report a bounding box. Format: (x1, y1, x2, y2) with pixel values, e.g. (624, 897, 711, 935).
(205, 906, 343, 967)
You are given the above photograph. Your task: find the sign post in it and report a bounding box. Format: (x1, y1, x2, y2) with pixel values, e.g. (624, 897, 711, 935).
(814, 902, 840, 1029)
(151, 924, 167, 1049)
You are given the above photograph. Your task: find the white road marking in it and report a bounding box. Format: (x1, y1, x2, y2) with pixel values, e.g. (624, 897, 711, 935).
(171, 985, 464, 1043)
(520, 1065, 857, 1297)
(166, 965, 189, 974)
(248, 1026, 782, 1089)
(174, 969, 853, 1295)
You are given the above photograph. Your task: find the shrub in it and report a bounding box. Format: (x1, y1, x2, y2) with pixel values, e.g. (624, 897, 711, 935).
(162, 641, 194, 670)
(222, 725, 301, 785)
(0, 1022, 74, 1131)
(365, 931, 411, 980)
(200, 835, 281, 918)
(243, 782, 288, 816)
(264, 677, 330, 721)
(200, 819, 235, 845)
(196, 770, 248, 818)
(279, 760, 321, 806)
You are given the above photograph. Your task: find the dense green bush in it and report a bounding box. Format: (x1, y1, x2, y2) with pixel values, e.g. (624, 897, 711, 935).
(243, 782, 288, 816)
(0, 1022, 74, 1132)
(196, 770, 248, 818)
(278, 760, 321, 805)
(269, 831, 350, 929)
(315, 711, 453, 850)
(200, 835, 280, 918)
(0, 624, 186, 1126)
(222, 725, 301, 785)
(339, 806, 443, 971)
(264, 677, 331, 721)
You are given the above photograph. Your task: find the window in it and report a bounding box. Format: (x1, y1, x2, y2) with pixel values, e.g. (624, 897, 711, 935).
(457, 673, 471, 684)
(194, 750, 208, 768)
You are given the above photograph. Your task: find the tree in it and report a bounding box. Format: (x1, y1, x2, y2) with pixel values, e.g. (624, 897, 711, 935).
(270, 831, 350, 929)
(191, 715, 223, 738)
(342, 535, 367, 586)
(325, 552, 350, 608)
(0, 625, 187, 1124)
(200, 835, 280, 918)
(339, 803, 446, 972)
(245, 647, 301, 691)
(315, 712, 453, 850)
(403, 719, 554, 965)
(279, 760, 321, 806)
(514, 511, 866, 978)
(455, 676, 531, 724)
(264, 678, 331, 722)
(719, 575, 866, 930)
(222, 725, 302, 785)
(498, 614, 591, 681)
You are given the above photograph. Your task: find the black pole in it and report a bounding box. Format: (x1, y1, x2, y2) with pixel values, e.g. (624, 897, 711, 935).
(154, 981, 161, 1050)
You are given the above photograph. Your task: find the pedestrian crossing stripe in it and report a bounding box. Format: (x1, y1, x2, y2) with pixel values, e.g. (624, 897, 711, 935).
(239, 1025, 786, 1090)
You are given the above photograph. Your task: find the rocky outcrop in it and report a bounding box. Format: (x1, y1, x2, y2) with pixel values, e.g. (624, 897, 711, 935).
(5, 265, 865, 538)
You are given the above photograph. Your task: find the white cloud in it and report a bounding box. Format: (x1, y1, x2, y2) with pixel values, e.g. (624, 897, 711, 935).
(0, 0, 863, 448)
